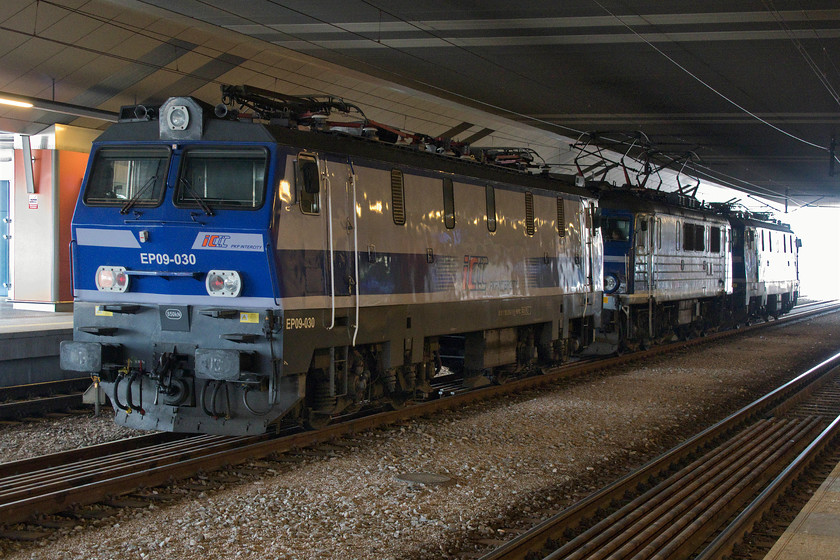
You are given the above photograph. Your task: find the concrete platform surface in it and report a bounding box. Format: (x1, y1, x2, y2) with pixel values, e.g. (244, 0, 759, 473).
(0, 300, 73, 334)
(764, 459, 840, 560)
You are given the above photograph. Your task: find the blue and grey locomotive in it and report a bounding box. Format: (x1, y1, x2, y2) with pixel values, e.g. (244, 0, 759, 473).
(598, 186, 799, 347)
(60, 86, 603, 435)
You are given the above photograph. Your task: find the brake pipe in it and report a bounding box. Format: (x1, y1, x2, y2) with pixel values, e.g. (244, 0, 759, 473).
(127, 371, 145, 415)
(113, 373, 130, 413)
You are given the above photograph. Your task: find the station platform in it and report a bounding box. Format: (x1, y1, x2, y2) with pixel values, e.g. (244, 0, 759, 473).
(0, 300, 73, 334)
(0, 301, 74, 387)
(763, 459, 840, 559)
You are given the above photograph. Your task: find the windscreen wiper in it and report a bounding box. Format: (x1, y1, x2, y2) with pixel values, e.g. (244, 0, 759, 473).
(180, 177, 215, 216)
(120, 175, 158, 214)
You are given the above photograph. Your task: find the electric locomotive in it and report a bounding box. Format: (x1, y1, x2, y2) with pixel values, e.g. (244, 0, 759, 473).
(724, 210, 799, 320)
(598, 186, 800, 347)
(60, 85, 602, 435)
(599, 187, 734, 346)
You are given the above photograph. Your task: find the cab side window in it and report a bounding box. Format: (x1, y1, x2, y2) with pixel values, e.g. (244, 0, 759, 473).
(297, 153, 320, 215)
(710, 226, 721, 253)
(443, 178, 455, 229)
(683, 223, 705, 251)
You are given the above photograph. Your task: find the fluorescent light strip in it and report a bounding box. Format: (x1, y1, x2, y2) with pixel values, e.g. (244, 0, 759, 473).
(0, 97, 34, 108)
(0, 91, 118, 122)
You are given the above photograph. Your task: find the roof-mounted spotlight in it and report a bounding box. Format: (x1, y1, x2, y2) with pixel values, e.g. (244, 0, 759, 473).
(165, 104, 190, 131)
(158, 97, 208, 141)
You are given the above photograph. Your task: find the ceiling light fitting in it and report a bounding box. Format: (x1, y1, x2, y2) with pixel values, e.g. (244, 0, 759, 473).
(0, 97, 34, 108)
(0, 91, 118, 122)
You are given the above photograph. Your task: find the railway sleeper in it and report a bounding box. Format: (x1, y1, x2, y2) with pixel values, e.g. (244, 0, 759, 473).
(0, 529, 53, 542)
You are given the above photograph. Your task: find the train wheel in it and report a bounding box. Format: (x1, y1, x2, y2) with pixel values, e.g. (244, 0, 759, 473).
(303, 409, 332, 430)
(387, 395, 410, 410)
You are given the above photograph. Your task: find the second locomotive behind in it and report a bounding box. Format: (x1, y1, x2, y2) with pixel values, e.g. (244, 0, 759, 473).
(598, 186, 799, 348)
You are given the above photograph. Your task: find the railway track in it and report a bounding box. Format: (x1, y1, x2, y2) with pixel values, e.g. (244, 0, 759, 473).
(478, 352, 840, 560)
(0, 300, 838, 536)
(0, 378, 90, 421)
(765, 298, 836, 322)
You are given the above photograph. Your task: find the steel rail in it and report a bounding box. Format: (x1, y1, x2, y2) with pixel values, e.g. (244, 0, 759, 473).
(478, 351, 840, 560)
(0, 394, 82, 419)
(0, 434, 239, 493)
(695, 412, 840, 560)
(0, 377, 90, 420)
(0, 434, 263, 524)
(0, 378, 89, 401)
(0, 432, 189, 478)
(543, 419, 797, 560)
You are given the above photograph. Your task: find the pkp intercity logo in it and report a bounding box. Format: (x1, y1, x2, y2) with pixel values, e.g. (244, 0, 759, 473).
(192, 232, 264, 252)
(463, 255, 488, 291)
(201, 234, 230, 248)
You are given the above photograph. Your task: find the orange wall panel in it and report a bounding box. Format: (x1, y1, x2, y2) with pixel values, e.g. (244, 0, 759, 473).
(58, 152, 89, 301)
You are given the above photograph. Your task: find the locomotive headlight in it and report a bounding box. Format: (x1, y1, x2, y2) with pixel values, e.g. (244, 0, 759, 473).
(95, 266, 129, 292)
(165, 104, 190, 131)
(206, 270, 242, 297)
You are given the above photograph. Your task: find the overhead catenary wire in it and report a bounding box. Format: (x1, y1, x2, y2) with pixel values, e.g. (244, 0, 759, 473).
(764, 0, 840, 108)
(591, 0, 840, 164)
(692, 161, 814, 208)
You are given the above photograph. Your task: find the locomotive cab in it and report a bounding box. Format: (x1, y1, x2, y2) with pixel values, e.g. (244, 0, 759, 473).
(60, 96, 302, 435)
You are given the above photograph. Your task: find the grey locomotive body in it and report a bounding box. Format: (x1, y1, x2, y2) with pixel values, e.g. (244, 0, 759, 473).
(61, 89, 603, 435)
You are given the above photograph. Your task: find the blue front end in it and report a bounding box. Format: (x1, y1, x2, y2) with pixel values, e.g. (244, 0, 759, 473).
(601, 208, 634, 301)
(60, 97, 303, 435)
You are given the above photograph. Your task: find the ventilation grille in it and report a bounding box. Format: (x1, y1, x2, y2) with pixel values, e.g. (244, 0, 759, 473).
(557, 198, 566, 238)
(525, 192, 535, 236)
(391, 169, 405, 225)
